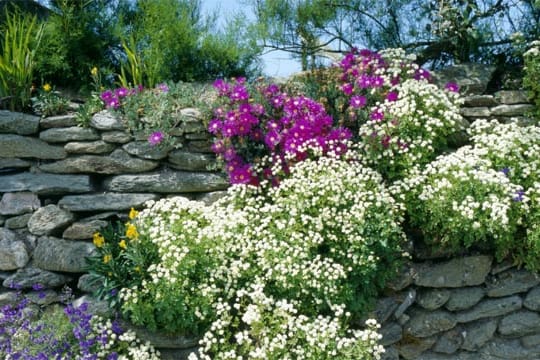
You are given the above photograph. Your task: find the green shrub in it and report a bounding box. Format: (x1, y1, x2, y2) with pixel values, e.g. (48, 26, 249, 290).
(31, 83, 70, 116)
(523, 40, 540, 121)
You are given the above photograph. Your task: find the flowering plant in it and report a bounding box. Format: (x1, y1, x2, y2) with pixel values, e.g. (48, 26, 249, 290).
(524, 182, 540, 271)
(31, 83, 70, 116)
(523, 39, 540, 121)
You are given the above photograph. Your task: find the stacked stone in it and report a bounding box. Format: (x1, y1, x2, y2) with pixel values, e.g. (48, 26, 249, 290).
(0, 108, 227, 309)
(461, 90, 534, 125)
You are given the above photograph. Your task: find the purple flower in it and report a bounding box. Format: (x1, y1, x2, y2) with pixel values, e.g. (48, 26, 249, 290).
(500, 167, 510, 176)
(350, 95, 367, 109)
(114, 87, 129, 98)
(106, 97, 120, 109)
(513, 190, 525, 202)
(341, 83, 354, 95)
(148, 131, 164, 146)
(213, 79, 230, 96)
(156, 83, 169, 92)
(211, 140, 225, 153)
(230, 85, 249, 102)
(100, 90, 113, 102)
(445, 82, 460, 93)
(229, 164, 252, 184)
(370, 108, 385, 121)
(208, 119, 222, 134)
(265, 129, 281, 149)
(386, 91, 399, 102)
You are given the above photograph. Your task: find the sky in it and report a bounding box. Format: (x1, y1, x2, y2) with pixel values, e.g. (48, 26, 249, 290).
(201, 0, 302, 78)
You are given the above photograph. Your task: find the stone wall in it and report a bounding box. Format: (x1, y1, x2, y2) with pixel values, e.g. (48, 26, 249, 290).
(0, 85, 539, 359)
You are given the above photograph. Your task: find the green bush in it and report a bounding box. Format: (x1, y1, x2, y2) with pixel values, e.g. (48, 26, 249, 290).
(523, 40, 540, 121)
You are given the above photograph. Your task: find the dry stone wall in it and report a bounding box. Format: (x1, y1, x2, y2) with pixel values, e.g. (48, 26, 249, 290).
(0, 84, 539, 359)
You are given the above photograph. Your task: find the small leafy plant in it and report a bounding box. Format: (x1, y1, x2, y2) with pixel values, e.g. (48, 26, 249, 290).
(31, 83, 70, 116)
(523, 40, 540, 121)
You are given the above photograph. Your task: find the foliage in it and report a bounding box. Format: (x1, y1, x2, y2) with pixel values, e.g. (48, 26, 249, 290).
(0, 7, 43, 111)
(524, 182, 540, 271)
(523, 40, 540, 120)
(31, 83, 70, 116)
(118, 34, 147, 88)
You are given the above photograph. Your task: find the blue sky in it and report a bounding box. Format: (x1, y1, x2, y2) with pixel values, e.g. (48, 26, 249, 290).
(201, 0, 302, 78)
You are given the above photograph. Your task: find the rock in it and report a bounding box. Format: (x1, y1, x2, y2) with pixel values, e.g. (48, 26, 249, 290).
(39, 126, 100, 143)
(522, 334, 540, 348)
(39, 149, 158, 174)
(0, 192, 40, 215)
(486, 268, 540, 297)
(432, 326, 464, 354)
(168, 150, 216, 171)
(5, 213, 32, 229)
(33, 236, 96, 273)
(0, 134, 67, 159)
(62, 219, 108, 240)
(119, 320, 199, 349)
(433, 63, 496, 95)
(103, 171, 228, 193)
(64, 140, 116, 154)
(90, 110, 126, 130)
(498, 310, 540, 337)
(73, 295, 112, 317)
(28, 205, 74, 236)
(524, 286, 540, 311)
(186, 140, 213, 153)
(417, 289, 451, 310)
(0, 215, 4, 226)
(2, 266, 72, 289)
(482, 338, 540, 360)
(58, 193, 159, 212)
(26, 289, 59, 306)
(0, 158, 31, 170)
(40, 114, 78, 128)
(371, 296, 400, 324)
(460, 318, 498, 351)
(101, 130, 132, 144)
(380, 322, 403, 346)
(123, 141, 173, 160)
(0, 173, 91, 195)
(456, 295, 522, 323)
(386, 262, 416, 291)
(158, 348, 199, 360)
(0, 291, 19, 306)
(397, 335, 436, 359)
(460, 107, 491, 118)
(495, 90, 529, 104)
(0, 228, 29, 270)
(77, 273, 103, 294)
(194, 191, 228, 206)
(381, 346, 400, 360)
(394, 289, 417, 319)
(404, 308, 457, 338)
(0, 110, 40, 135)
(180, 108, 202, 120)
(414, 256, 492, 288)
(414, 351, 478, 360)
(185, 132, 210, 140)
(462, 95, 498, 107)
(490, 104, 534, 117)
(491, 259, 515, 275)
(445, 287, 486, 312)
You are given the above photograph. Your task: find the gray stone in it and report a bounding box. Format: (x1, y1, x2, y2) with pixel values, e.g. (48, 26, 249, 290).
(380, 322, 403, 346)
(0, 110, 40, 135)
(158, 348, 199, 360)
(522, 334, 540, 348)
(0, 158, 31, 170)
(40, 114, 78, 128)
(446, 287, 486, 311)
(5, 213, 32, 229)
(28, 205, 74, 236)
(417, 289, 451, 310)
(381, 346, 399, 360)
(58, 193, 159, 212)
(168, 150, 216, 171)
(524, 286, 540, 311)
(65, 140, 116, 154)
(433, 326, 464, 354)
(123, 141, 173, 160)
(490, 104, 535, 117)
(414, 351, 478, 360)
(491, 260, 515, 275)
(62, 219, 108, 240)
(101, 130, 132, 144)
(0, 134, 67, 159)
(460, 107, 491, 118)
(39, 149, 158, 174)
(456, 296, 522, 323)
(90, 110, 126, 130)
(461, 318, 498, 351)
(0, 172, 91, 195)
(0, 228, 29, 270)
(186, 140, 213, 153)
(414, 256, 492, 288)
(433, 63, 495, 95)
(498, 310, 540, 337)
(120, 320, 199, 349)
(0, 291, 19, 306)
(386, 262, 416, 291)
(103, 171, 228, 193)
(482, 338, 540, 360)
(33, 236, 96, 273)
(185, 132, 210, 140)
(180, 108, 203, 120)
(463, 95, 498, 107)
(3, 266, 72, 289)
(77, 273, 103, 294)
(194, 191, 228, 206)
(494, 90, 529, 105)
(26, 289, 59, 306)
(39, 126, 100, 143)
(73, 295, 112, 317)
(0, 215, 4, 226)
(0, 192, 40, 215)
(372, 296, 400, 323)
(181, 120, 205, 133)
(397, 335, 436, 359)
(404, 308, 457, 338)
(486, 268, 540, 297)
(394, 289, 417, 319)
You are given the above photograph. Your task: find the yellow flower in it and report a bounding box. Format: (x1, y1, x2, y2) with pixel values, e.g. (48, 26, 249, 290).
(134, 266, 141, 273)
(92, 232, 105, 248)
(43, 83, 52, 92)
(125, 223, 139, 240)
(128, 207, 139, 220)
(91, 67, 98, 76)
(103, 254, 112, 264)
(119, 239, 127, 250)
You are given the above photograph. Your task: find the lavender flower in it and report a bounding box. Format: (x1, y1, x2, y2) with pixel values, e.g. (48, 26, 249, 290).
(148, 131, 164, 146)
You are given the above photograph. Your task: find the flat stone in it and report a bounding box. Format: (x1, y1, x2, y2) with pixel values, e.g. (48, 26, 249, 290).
(394, 289, 417, 319)
(415, 351, 478, 360)
(445, 287, 486, 311)
(0, 192, 40, 215)
(456, 295, 522, 323)
(39, 149, 158, 174)
(522, 334, 540, 348)
(28, 205, 74, 236)
(26, 289, 59, 306)
(33, 236, 96, 273)
(77, 273, 103, 294)
(64, 140, 116, 154)
(414, 256, 492, 288)
(460, 318, 498, 351)
(180, 108, 203, 120)
(397, 335, 436, 359)
(524, 286, 540, 311)
(463, 95, 498, 107)
(432, 326, 464, 354)
(0, 134, 67, 159)
(40, 114, 78, 128)
(39, 126, 100, 142)
(62, 219, 108, 240)
(486, 268, 540, 297)
(58, 193, 159, 212)
(491, 259, 515, 275)
(0, 172, 91, 195)
(404, 308, 457, 338)
(123, 141, 173, 160)
(371, 296, 400, 323)
(103, 171, 228, 193)
(381, 346, 399, 360)
(0, 291, 19, 306)
(498, 310, 540, 337)
(2, 266, 72, 289)
(194, 191, 228, 206)
(380, 322, 403, 346)
(158, 348, 199, 360)
(5, 213, 32, 229)
(494, 90, 529, 104)
(417, 288, 451, 310)
(90, 110, 126, 130)
(460, 107, 491, 118)
(73, 295, 112, 317)
(0, 228, 29, 270)
(101, 130, 132, 144)
(490, 104, 535, 117)
(186, 140, 213, 153)
(482, 338, 540, 359)
(0, 110, 40, 135)
(185, 132, 210, 140)
(119, 320, 199, 349)
(386, 262, 415, 291)
(433, 63, 495, 95)
(168, 150, 216, 171)
(0, 158, 31, 170)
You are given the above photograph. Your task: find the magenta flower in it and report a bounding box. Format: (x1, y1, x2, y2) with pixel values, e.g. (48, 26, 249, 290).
(445, 82, 460, 93)
(115, 87, 129, 98)
(106, 97, 120, 109)
(370, 109, 384, 121)
(100, 90, 113, 102)
(350, 95, 367, 109)
(148, 131, 164, 146)
(341, 83, 354, 95)
(208, 119, 222, 134)
(156, 83, 169, 93)
(386, 91, 399, 102)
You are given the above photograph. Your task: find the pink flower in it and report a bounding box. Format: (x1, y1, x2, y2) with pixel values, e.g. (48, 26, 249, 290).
(148, 131, 164, 146)
(156, 83, 169, 92)
(350, 95, 367, 109)
(386, 91, 399, 102)
(445, 82, 460, 93)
